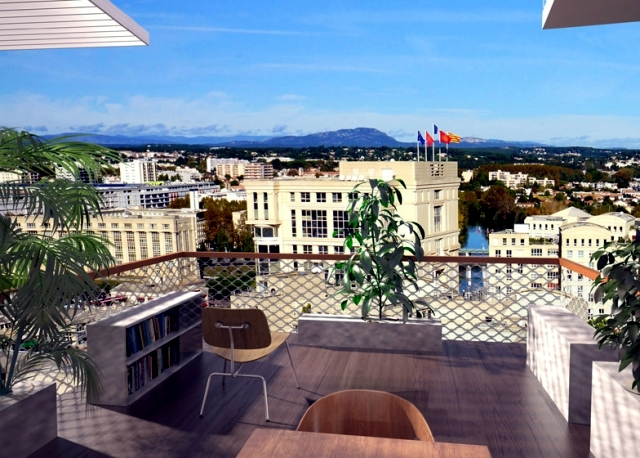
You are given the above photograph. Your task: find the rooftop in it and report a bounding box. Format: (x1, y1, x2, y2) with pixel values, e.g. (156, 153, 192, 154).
(32, 338, 590, 458)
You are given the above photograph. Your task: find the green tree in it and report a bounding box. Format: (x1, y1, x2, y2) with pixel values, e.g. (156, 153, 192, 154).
(480, 185, 517, 230)
(168, 194, 190, 209)
(0, 129, 117, 401)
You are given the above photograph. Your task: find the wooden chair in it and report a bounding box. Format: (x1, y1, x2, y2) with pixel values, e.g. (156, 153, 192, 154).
(297, 389, 434, 441)
(199, 307, 299, 421)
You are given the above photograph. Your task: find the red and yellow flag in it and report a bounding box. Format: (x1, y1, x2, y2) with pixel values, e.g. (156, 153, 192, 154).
(448, 132, 461, 143)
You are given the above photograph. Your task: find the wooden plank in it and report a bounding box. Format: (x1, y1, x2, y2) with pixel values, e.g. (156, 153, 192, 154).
(237, 429, 491, 458)
(30, 339, 591, 458)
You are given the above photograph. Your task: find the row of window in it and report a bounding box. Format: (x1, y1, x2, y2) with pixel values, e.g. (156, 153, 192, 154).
(288, 210, 349, 239)
(24, 222, 172, 230)
(291, 244, 345, 255)
(564, 238, 613, 247)
(532, 223, 556, 231)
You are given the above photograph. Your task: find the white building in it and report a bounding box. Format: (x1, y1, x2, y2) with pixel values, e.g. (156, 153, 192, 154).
(244, 160, 460, 258)
(120, 159, 158, 184)
(206, 158, 250, 177)
(488, 170, 555, 189)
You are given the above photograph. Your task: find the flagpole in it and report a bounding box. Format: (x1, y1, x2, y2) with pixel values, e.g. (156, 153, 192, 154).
(416, 130, 419, 162)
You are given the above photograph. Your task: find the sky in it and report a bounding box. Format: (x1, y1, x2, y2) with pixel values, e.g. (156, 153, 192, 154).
(3, 0, 640, 147)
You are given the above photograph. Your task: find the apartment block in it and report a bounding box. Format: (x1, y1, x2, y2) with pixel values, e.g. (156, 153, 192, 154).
(488, 170, 555, 189)
(488, 208, 639, 317)
(96, 183, 220, 209)
(120, 159, 158, 184)
(244, 161, 460, 258)
(244, 163, 274, 180)
(16, 208, 206, 265)
(206, 158, 249, 177)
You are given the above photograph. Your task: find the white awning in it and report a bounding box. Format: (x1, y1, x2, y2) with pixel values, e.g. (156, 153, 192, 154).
(543, 0, 640, 29)
(0, 0, 149, 50)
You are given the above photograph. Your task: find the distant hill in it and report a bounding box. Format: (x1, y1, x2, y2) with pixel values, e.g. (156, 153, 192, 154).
(44, 128, 545, 149)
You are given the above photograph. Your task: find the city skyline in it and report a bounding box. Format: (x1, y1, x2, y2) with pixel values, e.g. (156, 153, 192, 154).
(3, 1, 640, 147)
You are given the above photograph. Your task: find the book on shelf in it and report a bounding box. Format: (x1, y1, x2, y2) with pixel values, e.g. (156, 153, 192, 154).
(127, 339, 181, 395)
(125, 310, 180, 357)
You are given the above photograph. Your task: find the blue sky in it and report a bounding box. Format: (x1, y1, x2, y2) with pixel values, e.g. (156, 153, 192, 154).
(3, 0, 640, 147)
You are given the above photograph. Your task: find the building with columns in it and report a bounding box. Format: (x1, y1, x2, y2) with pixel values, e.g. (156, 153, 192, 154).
(243, 161, 460, 258)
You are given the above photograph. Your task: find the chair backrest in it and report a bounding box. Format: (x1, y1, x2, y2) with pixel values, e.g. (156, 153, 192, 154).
(296, 389, 434, 441)
(202, 307, 271, 350)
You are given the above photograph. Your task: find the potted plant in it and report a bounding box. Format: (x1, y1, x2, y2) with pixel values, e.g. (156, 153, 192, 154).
(0, 128, 117, 457)
(592, 239, 640, 390)
(297, 178, 442, 352)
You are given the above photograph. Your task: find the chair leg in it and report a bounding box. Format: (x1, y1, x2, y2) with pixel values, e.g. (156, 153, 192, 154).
(285, 341, 300, 389)
(221, 360, 226, 386)
(200, 373, 216, 418)
(199, 372, 270, 421)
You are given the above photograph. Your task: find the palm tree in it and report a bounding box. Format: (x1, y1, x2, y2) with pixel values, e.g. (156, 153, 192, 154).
(0, 128, 118, 402)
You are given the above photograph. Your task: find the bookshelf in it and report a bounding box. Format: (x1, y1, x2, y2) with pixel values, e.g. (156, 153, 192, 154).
(87, 291, 202, 406)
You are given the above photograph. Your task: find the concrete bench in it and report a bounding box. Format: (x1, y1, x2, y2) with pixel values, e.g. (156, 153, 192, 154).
(526, 304, 616, 424)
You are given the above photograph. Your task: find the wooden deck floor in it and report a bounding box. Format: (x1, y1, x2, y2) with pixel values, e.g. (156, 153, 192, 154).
(32, 337, 591, 458)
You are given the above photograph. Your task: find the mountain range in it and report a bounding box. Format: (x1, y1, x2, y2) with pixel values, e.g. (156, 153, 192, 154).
(46, 128, 544, 149)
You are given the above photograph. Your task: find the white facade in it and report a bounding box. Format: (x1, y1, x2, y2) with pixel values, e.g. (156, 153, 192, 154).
(120, 159, 158, 184)
(488, 170, 555, 189)
(244, 161, 460, 258)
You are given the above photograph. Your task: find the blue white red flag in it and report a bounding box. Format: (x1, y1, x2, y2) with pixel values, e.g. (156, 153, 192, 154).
(417, 130, 425, 146)
(433, 124, 439, 135)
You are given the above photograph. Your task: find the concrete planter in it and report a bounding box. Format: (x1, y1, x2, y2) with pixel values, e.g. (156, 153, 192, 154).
(297, 314, 442, 353)
(0, 382, 57, 458)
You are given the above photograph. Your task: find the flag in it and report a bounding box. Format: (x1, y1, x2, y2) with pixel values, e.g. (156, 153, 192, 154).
(417, 130, 425, 146)
(448, 132, 461, 143)
(433, 124, 439, 135)
(439, 131, 450, 144)
(426, 132, 434, 147)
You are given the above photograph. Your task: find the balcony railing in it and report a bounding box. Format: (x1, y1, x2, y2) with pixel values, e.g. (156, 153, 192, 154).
(78, 252, 601, 345)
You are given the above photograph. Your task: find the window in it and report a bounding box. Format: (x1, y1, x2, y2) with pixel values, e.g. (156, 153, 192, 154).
(596, 239, 600, 246)
(588, 239, 592, 247)
(301, 192, 310, 202)
(332, 193, 342, 203)
(126, 232, 136, 262)
(502, 238, 507, 246)
(253, 192, 259, 219)
(113, 231, 123, 261)
(578, 251, 584, 258)
(291, 210, 297, 237)
(98, 222, 106, 228)
(433, 206, 442, 233)
(495, 250, 501, 257)
(581, 239, 585, 247)
(316, 192, 326, 203)
(334, 246, 344, 254)
(506, 250, 512, 258)
(303, 245, 312, 254)
(567, 271, 573, 281)
(137, 223, 144, 229)
(434, 190, 442, 200)
(578, 285, 584, 296)
(292, 245, 298, 254)
(164, 233, 173, 253)
(548, 249, 559, 256)
(290, 192, 295, 202)
(302, 210, 327, 238)
(332, 210, 348, 238)
(547, 271, 559, 280)
(318, 245, 328, 254)
(532, 248, 543, 256)
(139, 233, 148, 259)
(520, 238, 525, 246)
(124, 223, 132, 229)
(578, 274, 583, 281)
(567, 250, 573, 258)
(26, 222, 35, 228)
(517, 263, 524, 274)
(506, 264, 512, 280)
(111, 223, 119, 229)
(151, 232, 161, 257)
(150, 224, 157, 230)
(263, 192, 269, 220)
(162, 224, 170, 230)
(348, 192, 358, 202)
(511, 238, 516, 246)
(565, 239, 569, 246)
